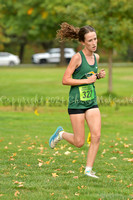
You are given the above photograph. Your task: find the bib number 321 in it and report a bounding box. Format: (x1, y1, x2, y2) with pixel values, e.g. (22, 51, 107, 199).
(79, 85, 94, 101)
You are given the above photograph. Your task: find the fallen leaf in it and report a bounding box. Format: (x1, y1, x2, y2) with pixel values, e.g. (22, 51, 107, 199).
(55, 169, 62, 171)
(64, 151, 71, 155)
(110, 157, 117, 160)
(127, 184, 133, 188)
(123, 158, 128, 161)
(44, 161, 50, 165)
(124, 144, 129, 148)
(26, 163, 31, 167)
(18, 184, 24, 187)
(72, 160, 76, 163)
(73, 176, 78, 179)
(14, 191, 20, 197)
(52, 173, 58, 178)
(67, 170, 74, 174)
(130, 149, 133, 154)
(38, 162, 43, 167)
(75, 192, 80, 196)
(128, 158, 133, 162)
(81, 150, 85, 155)
(13, 153, 17, 157)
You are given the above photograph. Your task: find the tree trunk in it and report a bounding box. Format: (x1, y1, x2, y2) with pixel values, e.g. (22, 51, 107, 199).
(19, 43, 26, 63)
(60, 41, 66, 66)
(108, 48, 113, 93)
(41, 41, 53, 50)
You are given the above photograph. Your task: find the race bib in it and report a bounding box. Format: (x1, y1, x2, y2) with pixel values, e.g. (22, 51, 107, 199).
(79, 85, 94, 101)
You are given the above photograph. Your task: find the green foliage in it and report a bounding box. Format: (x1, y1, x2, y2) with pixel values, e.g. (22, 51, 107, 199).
(88, 0, 133, 53)
(0, 0, 132, 53)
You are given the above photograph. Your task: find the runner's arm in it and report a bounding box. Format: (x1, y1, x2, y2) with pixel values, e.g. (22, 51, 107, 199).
(62, 53, 96, 86)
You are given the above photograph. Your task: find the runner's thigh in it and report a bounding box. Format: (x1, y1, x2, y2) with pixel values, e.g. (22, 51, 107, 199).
(70, 113, 85, 146)
(85, 108, 101, 137)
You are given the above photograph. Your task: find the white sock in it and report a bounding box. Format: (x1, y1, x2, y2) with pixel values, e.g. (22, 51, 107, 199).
(59, 131, 64, 140)
(85, 166, 92, 172)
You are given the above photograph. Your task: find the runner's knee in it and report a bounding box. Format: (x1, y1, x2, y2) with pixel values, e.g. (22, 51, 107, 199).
(74, 138, 84, 148)
(91, 132, 101, 143)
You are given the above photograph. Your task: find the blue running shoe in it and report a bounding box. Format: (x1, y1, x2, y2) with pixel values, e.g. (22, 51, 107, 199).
(84, 170, 99, 179)
(49, 126, 64, 149)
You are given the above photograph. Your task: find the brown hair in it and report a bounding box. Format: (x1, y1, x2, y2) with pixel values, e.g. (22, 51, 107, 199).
(56, 22, 96, 42)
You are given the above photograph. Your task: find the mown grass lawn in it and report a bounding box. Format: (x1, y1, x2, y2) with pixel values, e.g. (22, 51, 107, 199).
(0, 66, 132, 99)
(0, 65, 133, 200)
(0, 105, 132, 200)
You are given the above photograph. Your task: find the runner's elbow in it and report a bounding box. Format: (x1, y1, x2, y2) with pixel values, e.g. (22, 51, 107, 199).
(62, 77, 69, 85)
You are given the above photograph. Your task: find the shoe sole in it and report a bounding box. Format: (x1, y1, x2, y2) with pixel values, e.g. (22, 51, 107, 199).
(49, 126, 63, 149)
(85, 174, 99, 179)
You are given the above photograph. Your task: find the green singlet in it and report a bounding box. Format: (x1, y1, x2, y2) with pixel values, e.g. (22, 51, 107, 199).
(68, 50, 98, 109)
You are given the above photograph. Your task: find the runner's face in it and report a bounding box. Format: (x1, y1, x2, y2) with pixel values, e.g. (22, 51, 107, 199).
(82, 32, 97, 52)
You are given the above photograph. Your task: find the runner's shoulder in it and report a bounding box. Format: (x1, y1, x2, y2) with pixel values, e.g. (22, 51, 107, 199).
(94, 53, 100, 63)
(70, 52, 81, 66)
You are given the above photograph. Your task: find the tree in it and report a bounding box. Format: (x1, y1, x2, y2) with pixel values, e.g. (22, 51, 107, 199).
(87, 0, 133, 93)
(0, 0, 91, 63)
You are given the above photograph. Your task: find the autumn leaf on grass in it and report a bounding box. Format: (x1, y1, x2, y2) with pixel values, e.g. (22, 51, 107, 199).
(54, 169, 62, 171)
(127, 184, 132, 188)
(73, 176, 78, 179)
(75, 192, 80, 196)
(123, 158, 133, 162)
(8, 142, 12, 145)
(13, 181, 24, 187)
(130, 149, 133, 154)
(68, 147, 73, 150)
(14, 191, 20, 197)
(128, 158, 133, 162)
(107, 175, 115, 178)
(44, 161, 50, 165)
(38, 162, 43, 167)
(67, 170, 74, 174)
(64, 151, 71, 155)
(52, 173, 58, 178)
(72, 160, 76, 163)
(110, 157, 117, 160)
(9, 153, 17, 161)
(79, 165, 84, 173)
(124, 144, 129, 148)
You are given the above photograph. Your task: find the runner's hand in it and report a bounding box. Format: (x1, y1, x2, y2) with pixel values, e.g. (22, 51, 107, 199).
(87, 74, 96, 84)
(99, 69, 106, 78)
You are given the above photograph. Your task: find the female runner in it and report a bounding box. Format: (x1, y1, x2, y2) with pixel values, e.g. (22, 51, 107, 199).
(49, 22, 106, 178)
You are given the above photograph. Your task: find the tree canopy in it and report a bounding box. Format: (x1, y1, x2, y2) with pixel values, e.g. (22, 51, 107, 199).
(0, 0, 132, 92)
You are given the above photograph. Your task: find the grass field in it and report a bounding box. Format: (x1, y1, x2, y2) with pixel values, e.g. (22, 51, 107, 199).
(0, 65, 132, 99)
(0, 66, 133, 200)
